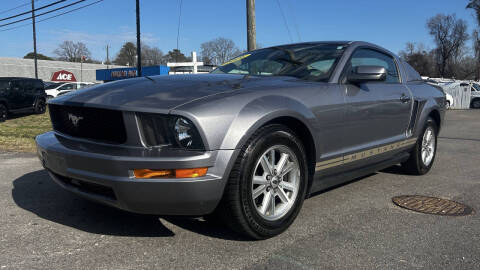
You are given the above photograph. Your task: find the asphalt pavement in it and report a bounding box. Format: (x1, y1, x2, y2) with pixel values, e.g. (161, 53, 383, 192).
(1, 110, 479, 269)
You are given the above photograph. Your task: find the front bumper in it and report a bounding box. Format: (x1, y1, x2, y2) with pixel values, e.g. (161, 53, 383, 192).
(36, 131, 238, 215)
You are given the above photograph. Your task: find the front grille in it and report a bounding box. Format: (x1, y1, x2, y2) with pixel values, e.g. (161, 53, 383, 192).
(49, 104, 127, 144)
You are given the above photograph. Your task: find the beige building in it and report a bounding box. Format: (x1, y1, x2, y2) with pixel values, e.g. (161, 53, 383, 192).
(0, 57, 126, 83)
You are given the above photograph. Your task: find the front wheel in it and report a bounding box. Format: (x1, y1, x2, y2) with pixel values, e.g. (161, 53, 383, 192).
(0, 103, 7, 122)
(218, 124, 308, 239)
(34, 99, 46, 114)
(472, 99, 480, 109)
(401, 117, 438, 175)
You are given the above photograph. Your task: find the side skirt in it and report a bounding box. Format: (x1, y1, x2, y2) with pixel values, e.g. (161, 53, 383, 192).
(308, 152, 410, 196)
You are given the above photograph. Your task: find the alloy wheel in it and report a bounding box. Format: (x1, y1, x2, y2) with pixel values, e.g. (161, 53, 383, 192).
(251, 145, 300, 221)
(421, 126, 435, 166)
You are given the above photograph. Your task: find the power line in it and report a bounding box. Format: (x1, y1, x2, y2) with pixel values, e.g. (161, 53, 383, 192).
(0, 0, 66, 22)
(0, 0, 104, 32)
(0, 0, 39, 16)
(0, 0, 86, 28)
(286, 0, 301, 42)
(275, 0, 293, 43)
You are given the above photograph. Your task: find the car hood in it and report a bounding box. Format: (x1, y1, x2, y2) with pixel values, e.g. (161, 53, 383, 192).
(49, 74, 294, 112)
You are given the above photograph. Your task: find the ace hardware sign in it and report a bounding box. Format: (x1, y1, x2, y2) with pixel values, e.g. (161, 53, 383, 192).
(51, 70, 77, 82)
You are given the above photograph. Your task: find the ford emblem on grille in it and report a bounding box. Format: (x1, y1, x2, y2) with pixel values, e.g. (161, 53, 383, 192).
(68, 113, 83, 127)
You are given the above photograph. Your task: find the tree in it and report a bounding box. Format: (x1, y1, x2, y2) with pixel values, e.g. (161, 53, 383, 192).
(142, 44, 165, 66)
(426, 14, 469, 77)
(200, 37, 241, 65)
(23, 52, 53, 60)
(165, 49, 188, 63)
(54, 41, 91, 62)
(114, 42, 137, 66)
(467, 1, 480, 79)
(399, 43, 434, 77)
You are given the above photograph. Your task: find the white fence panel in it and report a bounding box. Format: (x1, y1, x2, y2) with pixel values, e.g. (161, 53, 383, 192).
(442, 84, 471, 109)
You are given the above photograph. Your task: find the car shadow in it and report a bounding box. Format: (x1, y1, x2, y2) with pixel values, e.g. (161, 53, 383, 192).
(12, 169, 249, 240)
(6, 111, 41, 120)
(12, 170, 174, 237)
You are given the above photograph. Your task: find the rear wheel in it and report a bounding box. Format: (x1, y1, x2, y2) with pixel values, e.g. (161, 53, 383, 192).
(401, 117, 437, 175)
(0, 103, 7, 122)
(218, 124, 308, 239)
(472, 99, 480, 109)
(445, 100, 451, 109)
(34, 98, 46, 114)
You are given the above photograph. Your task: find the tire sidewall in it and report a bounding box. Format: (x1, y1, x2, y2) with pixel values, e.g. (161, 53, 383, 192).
(35, 99, 46, 114)
(0, 104, 6, 121)
(238, 126, 308, 236)
(415, 119, 438, 174)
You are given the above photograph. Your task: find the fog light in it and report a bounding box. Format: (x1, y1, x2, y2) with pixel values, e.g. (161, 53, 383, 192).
(133, 168, 207, 179)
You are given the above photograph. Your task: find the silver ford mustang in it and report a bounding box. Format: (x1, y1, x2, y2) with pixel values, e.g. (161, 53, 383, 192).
(36, 41, 445, 239)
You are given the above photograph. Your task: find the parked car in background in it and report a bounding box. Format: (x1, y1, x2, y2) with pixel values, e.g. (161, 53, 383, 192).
(0, 77, 46, 121)
(44, 82, 94, 100)
(37, 41, 445, 239)
(471, 83, 480, 108)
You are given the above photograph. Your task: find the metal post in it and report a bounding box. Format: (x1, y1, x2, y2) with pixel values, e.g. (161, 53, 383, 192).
(246, 0, 256, 51)
(81, 58, 83, 82)
(136, 0, 142, 77)
(106, 44, 109, 69)
(31, 0, 38, 79)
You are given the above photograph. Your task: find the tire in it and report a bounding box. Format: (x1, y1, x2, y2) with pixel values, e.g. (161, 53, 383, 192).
(0, 103, 7, 122)
(218, 124, 308, 239)
(472, 99, 480, 109)
(445, 101, 450, 109)
(34, 98, 46, 114)
(401, 117, 438, 175)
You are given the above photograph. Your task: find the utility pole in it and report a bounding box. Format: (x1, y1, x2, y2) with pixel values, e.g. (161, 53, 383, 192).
(136, 0, 142, 77)
(106, 45, 109, 69)
(31, 0, 38, 79)
(246, 0, 256, 51)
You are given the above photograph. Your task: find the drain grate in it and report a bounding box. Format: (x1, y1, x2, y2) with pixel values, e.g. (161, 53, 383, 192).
(392, 195, 473, 216)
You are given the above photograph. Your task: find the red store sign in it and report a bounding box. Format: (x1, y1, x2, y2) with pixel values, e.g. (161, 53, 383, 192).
(51, 70, 77, 82)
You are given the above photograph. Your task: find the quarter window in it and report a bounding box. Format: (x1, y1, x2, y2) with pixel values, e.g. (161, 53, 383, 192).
(348, 48, 400, 83)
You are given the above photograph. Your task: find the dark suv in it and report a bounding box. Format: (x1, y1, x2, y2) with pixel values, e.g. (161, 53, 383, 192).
(0, 77, 46, 121)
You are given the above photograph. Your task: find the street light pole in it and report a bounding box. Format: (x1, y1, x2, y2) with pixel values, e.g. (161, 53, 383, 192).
(246, 0, 256, 52)
(31, 0, 38, 79)
(136, 0, 142, 77)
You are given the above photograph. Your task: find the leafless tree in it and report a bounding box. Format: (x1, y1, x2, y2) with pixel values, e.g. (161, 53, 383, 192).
(399, 42, 434, 77)
(114, 42, 137, 66)
(200, 37, 241, 65)
(426, 14, 469, 77)
(467, 0, 480, 79)
(54, 41, 91, 62)
(141, 44, 165, 66)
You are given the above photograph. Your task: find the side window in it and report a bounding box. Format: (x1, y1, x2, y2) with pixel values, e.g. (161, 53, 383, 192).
(58, 83, 76, 90)
(34, 80, 44, 91)
(10, 81, 22, 91)
(348, 48, 400, 83)
(23, 80, 34, 91)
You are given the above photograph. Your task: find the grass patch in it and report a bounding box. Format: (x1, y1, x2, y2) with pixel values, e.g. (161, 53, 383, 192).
(0, 110, 52, 152)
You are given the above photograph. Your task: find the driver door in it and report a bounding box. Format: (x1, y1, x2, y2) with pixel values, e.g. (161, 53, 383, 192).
(342, 48, 412, 165)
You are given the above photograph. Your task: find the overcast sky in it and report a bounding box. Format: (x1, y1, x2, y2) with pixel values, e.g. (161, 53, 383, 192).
(0, 0, 477, 62)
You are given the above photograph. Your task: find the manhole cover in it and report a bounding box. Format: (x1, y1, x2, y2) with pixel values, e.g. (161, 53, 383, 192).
(392, 195, 473, 216)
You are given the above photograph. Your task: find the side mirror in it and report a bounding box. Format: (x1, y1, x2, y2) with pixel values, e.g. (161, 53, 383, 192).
(347, 65, 387, 84)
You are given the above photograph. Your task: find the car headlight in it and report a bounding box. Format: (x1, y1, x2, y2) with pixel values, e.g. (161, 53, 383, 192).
(138, 113, 204, 150)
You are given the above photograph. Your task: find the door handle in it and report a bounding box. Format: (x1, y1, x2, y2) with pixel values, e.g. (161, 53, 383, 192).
(400, 94, 410, 103)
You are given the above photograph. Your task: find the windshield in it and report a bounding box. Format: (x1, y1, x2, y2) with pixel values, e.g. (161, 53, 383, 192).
(212, 43, 347, 82)
(45, 82, 63, 90)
